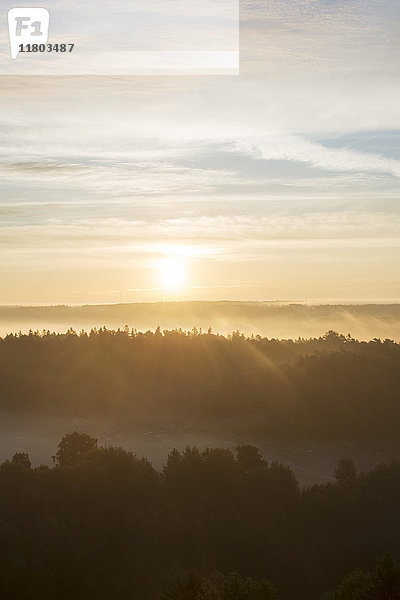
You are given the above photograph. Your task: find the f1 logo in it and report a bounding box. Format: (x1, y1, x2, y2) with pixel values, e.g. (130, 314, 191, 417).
(8, 8, 50, 59)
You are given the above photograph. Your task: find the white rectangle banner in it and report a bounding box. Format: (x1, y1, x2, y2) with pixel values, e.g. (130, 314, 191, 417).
(1, 0, 239, 75)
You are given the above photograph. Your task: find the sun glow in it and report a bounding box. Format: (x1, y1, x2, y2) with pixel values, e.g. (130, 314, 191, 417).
(160, 257, 186, 290)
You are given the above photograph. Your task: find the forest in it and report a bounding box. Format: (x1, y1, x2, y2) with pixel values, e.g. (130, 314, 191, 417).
(1, 433, 400, 599)
(0, 327, 399, 440)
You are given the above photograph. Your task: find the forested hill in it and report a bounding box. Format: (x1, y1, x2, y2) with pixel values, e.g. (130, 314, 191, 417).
(0, 328, 399, 440)
(1, 434, 400, 600)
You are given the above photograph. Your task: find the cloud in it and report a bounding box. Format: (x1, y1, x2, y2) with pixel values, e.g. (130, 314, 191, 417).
(1, 211, 399, 254)
(0, 158, 235, 198)
(234, 135, 400, 177)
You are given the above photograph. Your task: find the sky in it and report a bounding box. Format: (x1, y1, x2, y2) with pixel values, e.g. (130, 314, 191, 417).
(0, 0, 399, 305)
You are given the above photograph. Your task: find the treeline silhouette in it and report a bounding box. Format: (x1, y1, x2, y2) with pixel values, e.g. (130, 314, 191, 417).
(0, 328, 399, 439)
(1, 433, 400, 599)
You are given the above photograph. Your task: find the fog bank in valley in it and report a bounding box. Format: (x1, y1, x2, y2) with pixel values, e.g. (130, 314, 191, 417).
(1, 301, 400, 340)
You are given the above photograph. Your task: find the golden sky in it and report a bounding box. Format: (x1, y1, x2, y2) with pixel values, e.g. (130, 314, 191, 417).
(0, 0, 399, 305)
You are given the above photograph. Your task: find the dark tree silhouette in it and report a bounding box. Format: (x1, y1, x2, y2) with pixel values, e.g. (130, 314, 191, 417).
(53, 431, 98, 466)
(334, 458, 357, 484)
(11, 451, 31, 469)
(236, 444, 265, 470)
(328, 554, 400, 600)
(1, 434, 399, 599)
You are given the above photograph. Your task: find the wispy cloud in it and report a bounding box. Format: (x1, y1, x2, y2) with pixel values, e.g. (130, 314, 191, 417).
(234, 135, 400, 177)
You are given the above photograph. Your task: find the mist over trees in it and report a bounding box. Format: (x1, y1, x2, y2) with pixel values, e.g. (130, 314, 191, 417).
(0, 433, 399, 599)
(0, 328, 399, 440)
(1, 301, 399, 341)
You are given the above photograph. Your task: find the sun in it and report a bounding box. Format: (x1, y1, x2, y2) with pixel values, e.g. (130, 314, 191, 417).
(160, 257, 186, 290)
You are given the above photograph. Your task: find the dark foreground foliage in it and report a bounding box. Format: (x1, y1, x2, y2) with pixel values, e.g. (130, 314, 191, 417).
(155, 570, 277, 600)
(0, 328, 399, 439)
(1, 433, 400, 599)
(325, 554, 400, 600)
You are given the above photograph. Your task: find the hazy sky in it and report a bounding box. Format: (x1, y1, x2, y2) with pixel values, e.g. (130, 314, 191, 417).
(0, 0, 399, 304)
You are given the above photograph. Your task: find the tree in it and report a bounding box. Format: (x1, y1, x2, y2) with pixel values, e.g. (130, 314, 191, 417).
(373, 554, 400, 600)
(157, 571, 204, 600)
(156, 572, 277, 600)
(329, 555, 400, 600)
(236, 445, 265, 471)
(217, 572, 276, 600)
(331, 567, 374, 600)
(11, 452, 31, 469)
(53, 432, 98, 467)
(334, 458, 357, 484)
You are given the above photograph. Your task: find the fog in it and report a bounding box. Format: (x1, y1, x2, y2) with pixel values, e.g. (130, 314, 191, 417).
(1, 413, 400, 486)
(1, 301, 400, 340)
